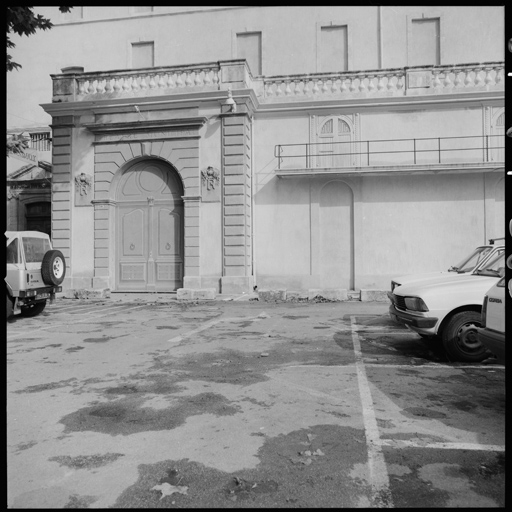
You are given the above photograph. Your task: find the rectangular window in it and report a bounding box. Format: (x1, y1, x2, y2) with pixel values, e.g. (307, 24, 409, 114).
(320, 25, 348, 72)
(62, 7, 84, 21)
(6, 238, 20, 264)
(131, 7, 154, 14)
(132, 42, 154, 69)
(410, 18, 440, 66)
(236, 32, 262, 75)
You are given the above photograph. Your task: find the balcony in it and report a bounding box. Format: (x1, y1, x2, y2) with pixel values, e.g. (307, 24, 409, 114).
(274, 135, 504, 178)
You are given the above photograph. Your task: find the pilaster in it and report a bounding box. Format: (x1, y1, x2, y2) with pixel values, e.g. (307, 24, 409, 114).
(220, 112, 254, 293)
(182, 195, 202, 288)
(49, 116, 75, 289)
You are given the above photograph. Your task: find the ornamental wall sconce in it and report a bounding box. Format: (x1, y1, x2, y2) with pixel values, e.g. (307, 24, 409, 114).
(201, 166, 220, 191)
(74, 172, 93, 206)
(75, 172, 93, 196)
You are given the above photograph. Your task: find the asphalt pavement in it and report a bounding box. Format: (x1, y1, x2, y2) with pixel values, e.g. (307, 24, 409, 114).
(7, 296, 505, 507)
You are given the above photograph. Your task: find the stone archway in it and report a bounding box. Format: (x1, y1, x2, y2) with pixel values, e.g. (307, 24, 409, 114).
(114, 158, 184, 292)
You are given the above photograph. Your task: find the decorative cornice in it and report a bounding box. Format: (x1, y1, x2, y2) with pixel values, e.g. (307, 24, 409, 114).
(91, 199, 117, 206)
(257, 90, 504, 114)
(276, 162, 504, 178)
(181, 195, 202, 202)
(84, 117, 207, 135)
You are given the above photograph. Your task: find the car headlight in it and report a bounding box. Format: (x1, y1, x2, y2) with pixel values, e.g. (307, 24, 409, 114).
(404, 296, 429, 312)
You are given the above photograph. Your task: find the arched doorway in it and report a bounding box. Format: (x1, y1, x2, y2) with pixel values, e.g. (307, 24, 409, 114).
(115, 159, 184, 292)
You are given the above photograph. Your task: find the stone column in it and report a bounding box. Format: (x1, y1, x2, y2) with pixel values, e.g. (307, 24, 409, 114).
(220, 112, 253, 294)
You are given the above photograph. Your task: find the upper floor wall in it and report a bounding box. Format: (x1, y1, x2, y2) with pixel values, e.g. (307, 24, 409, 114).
(7, 6, 504, 129)
(30, 6, 505, 74)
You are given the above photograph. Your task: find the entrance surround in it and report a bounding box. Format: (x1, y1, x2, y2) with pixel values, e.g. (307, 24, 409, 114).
(86, 118, 205, 291)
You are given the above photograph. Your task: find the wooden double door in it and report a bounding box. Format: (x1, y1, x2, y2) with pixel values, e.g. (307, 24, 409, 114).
(115, 160, 183, 292)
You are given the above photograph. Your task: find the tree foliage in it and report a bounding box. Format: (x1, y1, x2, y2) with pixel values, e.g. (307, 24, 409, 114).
(7, 6, 72, 72)
(6, 133, 31, 156)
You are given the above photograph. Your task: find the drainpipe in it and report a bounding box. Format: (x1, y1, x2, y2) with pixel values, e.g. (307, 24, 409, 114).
(250, 115, 256, 290)
(378, 6, 383, 69)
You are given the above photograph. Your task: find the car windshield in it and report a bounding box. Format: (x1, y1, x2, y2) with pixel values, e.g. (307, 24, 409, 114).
(449, 246, 493, 273)
(22, 237, 51, 263)
(473, 252, 505, 277)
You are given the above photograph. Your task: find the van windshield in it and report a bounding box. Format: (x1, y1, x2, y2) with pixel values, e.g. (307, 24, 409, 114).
(473, 252, 505, 277)
(449, 246, 493, 273)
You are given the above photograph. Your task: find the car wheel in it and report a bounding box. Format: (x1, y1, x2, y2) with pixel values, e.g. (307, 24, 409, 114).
(42, 250, 66, 286)
(20, 300, 47, 317)
(441, 310, 488, 362)
(6, 294, 14, 320)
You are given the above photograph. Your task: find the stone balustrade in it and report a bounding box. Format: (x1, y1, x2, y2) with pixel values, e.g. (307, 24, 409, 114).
(264, 70, 406, 98)
(430, 63, 504, 89)
(78, 66, 221, 96)
(262, 62, 504, 101)
(51, 61, 249, 102)
(51, 60, 503, 103)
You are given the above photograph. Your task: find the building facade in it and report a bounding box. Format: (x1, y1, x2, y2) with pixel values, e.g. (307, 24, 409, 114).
(7, 6, 505, 296)
(6, 129, 53, 236)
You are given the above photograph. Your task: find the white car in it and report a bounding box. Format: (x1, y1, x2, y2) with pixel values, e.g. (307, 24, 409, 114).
(388, 250, 505, 362)
(390, 239, 504, 292)
(475, 278, 505, 364)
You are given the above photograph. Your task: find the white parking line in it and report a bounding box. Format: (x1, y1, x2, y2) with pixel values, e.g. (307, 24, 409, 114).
(7, 304, 147, 340)
(380, 439, 505, 452)
(51, 303, 132, 314)
(167, 317, 226, 343)
(364, 363, 505, 370)
(166, 315, 261, 343)
(351, 315, 393, 507)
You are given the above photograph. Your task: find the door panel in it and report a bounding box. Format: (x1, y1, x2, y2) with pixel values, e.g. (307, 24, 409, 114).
(117, 205, 148, 291)
(115, 160, 184, 292)
(153, 204, 183, 290)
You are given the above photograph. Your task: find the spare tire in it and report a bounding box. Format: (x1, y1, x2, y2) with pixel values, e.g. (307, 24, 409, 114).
(41, 249, 66, 286)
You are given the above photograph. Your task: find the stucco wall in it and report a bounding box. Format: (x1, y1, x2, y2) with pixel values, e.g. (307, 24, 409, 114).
(7, 6, 504, 130)
(252, 104, 504, 291)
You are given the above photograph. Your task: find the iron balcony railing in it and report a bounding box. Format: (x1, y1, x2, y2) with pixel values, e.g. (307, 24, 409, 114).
(274, 134, 504, 170)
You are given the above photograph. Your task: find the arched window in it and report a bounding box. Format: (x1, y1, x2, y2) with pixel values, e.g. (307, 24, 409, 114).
(317, 116, 353, 168)
(490, 111, 504, 162)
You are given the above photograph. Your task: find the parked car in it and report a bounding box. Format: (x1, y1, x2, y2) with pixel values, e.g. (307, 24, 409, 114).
(475, 278, 505, 364)
(388, 250, 505, 362)
(390, 239, 504, 291)
(6, 231, 66, 319)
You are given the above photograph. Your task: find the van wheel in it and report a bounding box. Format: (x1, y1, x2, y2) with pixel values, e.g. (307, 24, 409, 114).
(6, 294, 14, 320)
(42, 250, 66, 286)
(20, 300, 47, 317)
(441, 311, 487, 362)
